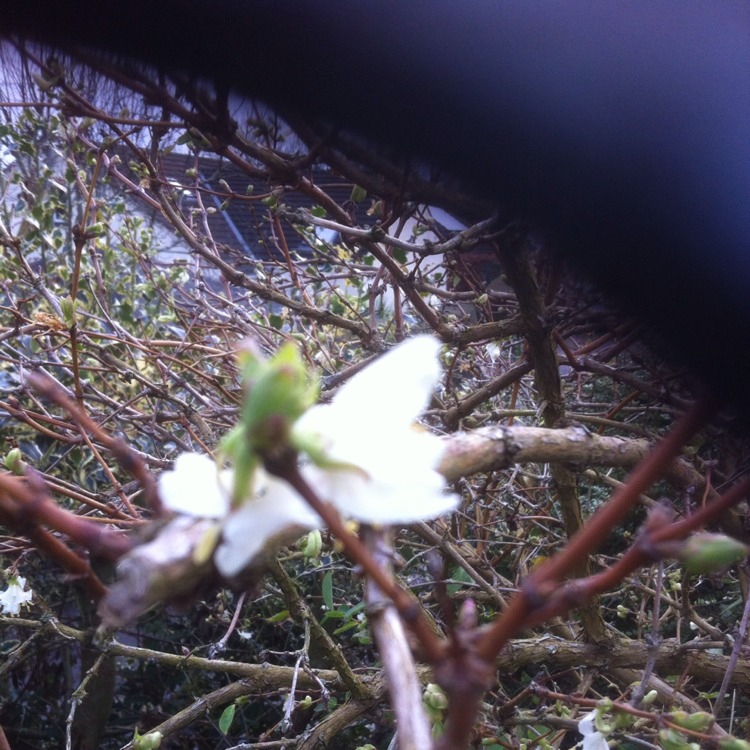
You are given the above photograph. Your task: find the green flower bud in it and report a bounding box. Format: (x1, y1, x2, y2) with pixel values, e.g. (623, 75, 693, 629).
(239, 342, 318, 447)
(86, 222, 105, 237)
(60, 295, 77, 327)
(668, 711, 714, 732)
(133, 730, 162, 749)
(659, 728, 699, 750)
(4, 448, 25, 475)
(350, 184, 367, 202)
(720, 739, 750, 750)
(680, 533, 748, 576)
(423, 683, 448, 712)
(614, 711, 635, 729)
(642, 689, 658, 705)
(301, 529, 323, 559)
(217, 342, 319, 504)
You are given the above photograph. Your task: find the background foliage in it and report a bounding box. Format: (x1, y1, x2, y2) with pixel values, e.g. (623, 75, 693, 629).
(1, 45, 749, 750)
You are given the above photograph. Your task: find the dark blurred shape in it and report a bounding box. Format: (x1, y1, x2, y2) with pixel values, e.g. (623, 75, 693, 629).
(2, 1, 749, 414)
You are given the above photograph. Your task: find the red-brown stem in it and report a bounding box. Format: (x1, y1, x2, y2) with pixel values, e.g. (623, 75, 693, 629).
(436, 695, 481, 750)
(26, 372, 161, 515)
(0, 506, 108, 601)
(0, 473, 131, 561)
(277, 461, 446, 666)
(654, 474, 750, 542)
(526, 474, 750, 627)
(477, 396, 714, 661)
(78, 430, 138, 516)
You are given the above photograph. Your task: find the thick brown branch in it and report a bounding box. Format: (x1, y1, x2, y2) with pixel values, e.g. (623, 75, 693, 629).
(439, 424, 701, 491)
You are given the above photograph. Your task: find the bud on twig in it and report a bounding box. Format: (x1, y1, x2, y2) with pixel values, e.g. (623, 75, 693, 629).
(679, 533, 748, 576)
(301, 529, 323, 559)
(4, 448, 25, 475)
(668, 711, 714, 732)
(60, 295, 77, 327)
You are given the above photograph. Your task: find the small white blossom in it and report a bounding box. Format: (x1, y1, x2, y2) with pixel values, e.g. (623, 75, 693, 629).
(158, 455, 320, 578)
(578, 710, 610, 750)
(0, 575, 33, 616)
(293, 335, 458, 523)
(485, 342, 501, 362)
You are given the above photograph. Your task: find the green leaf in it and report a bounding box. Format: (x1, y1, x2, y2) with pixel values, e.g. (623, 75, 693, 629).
(342, 601, 366, 618)
(132, 730, 163, 749)
(668, 711, 714, 732)
(392, 247, 408, 264)
(446, 566, 474, 595)
(310, 205, 326, 217)
(322, 570, 334, 611)
(720, 739, 750, 750)
(321, 609, 346, 623)
(218, 703, 236, 735)
(266, 609, 290, 624)
(333, 620, 361, 635)
(659, 728, 697, 750)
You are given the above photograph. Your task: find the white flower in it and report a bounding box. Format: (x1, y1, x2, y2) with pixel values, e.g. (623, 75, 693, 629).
(158, 453, 321, 578)
(485, 342, 501, 362)
(0, 575, 33, 616)
(578, 711, 610, 750)
(293, 335, 458, 523)
(157, 335, 457, 577)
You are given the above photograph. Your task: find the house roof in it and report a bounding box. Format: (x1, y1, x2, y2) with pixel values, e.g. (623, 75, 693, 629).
(151, 151, 361, 264)
(123, 151, 502, 292)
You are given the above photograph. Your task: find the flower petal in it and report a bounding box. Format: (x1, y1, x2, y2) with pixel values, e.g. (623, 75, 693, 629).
(312, 335, 441, 429)
(158, 453, 231, 518)
(292, 336, 456, 524)
(579, 711, 609, 750)
(583, 733, 609, 750)
(578, 711, 597, 736)
(215, 473, 321, 577)
(304, 429, 458, 525)
(333, 423, 446, 480)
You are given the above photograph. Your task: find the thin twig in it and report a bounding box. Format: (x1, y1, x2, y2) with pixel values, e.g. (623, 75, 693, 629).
(277, 460, 446, 666)
(26, 371, 161, 514)
(630, 562, 664, 707)
(714, 577, 750, 717)
(210, 592, 247, 658)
